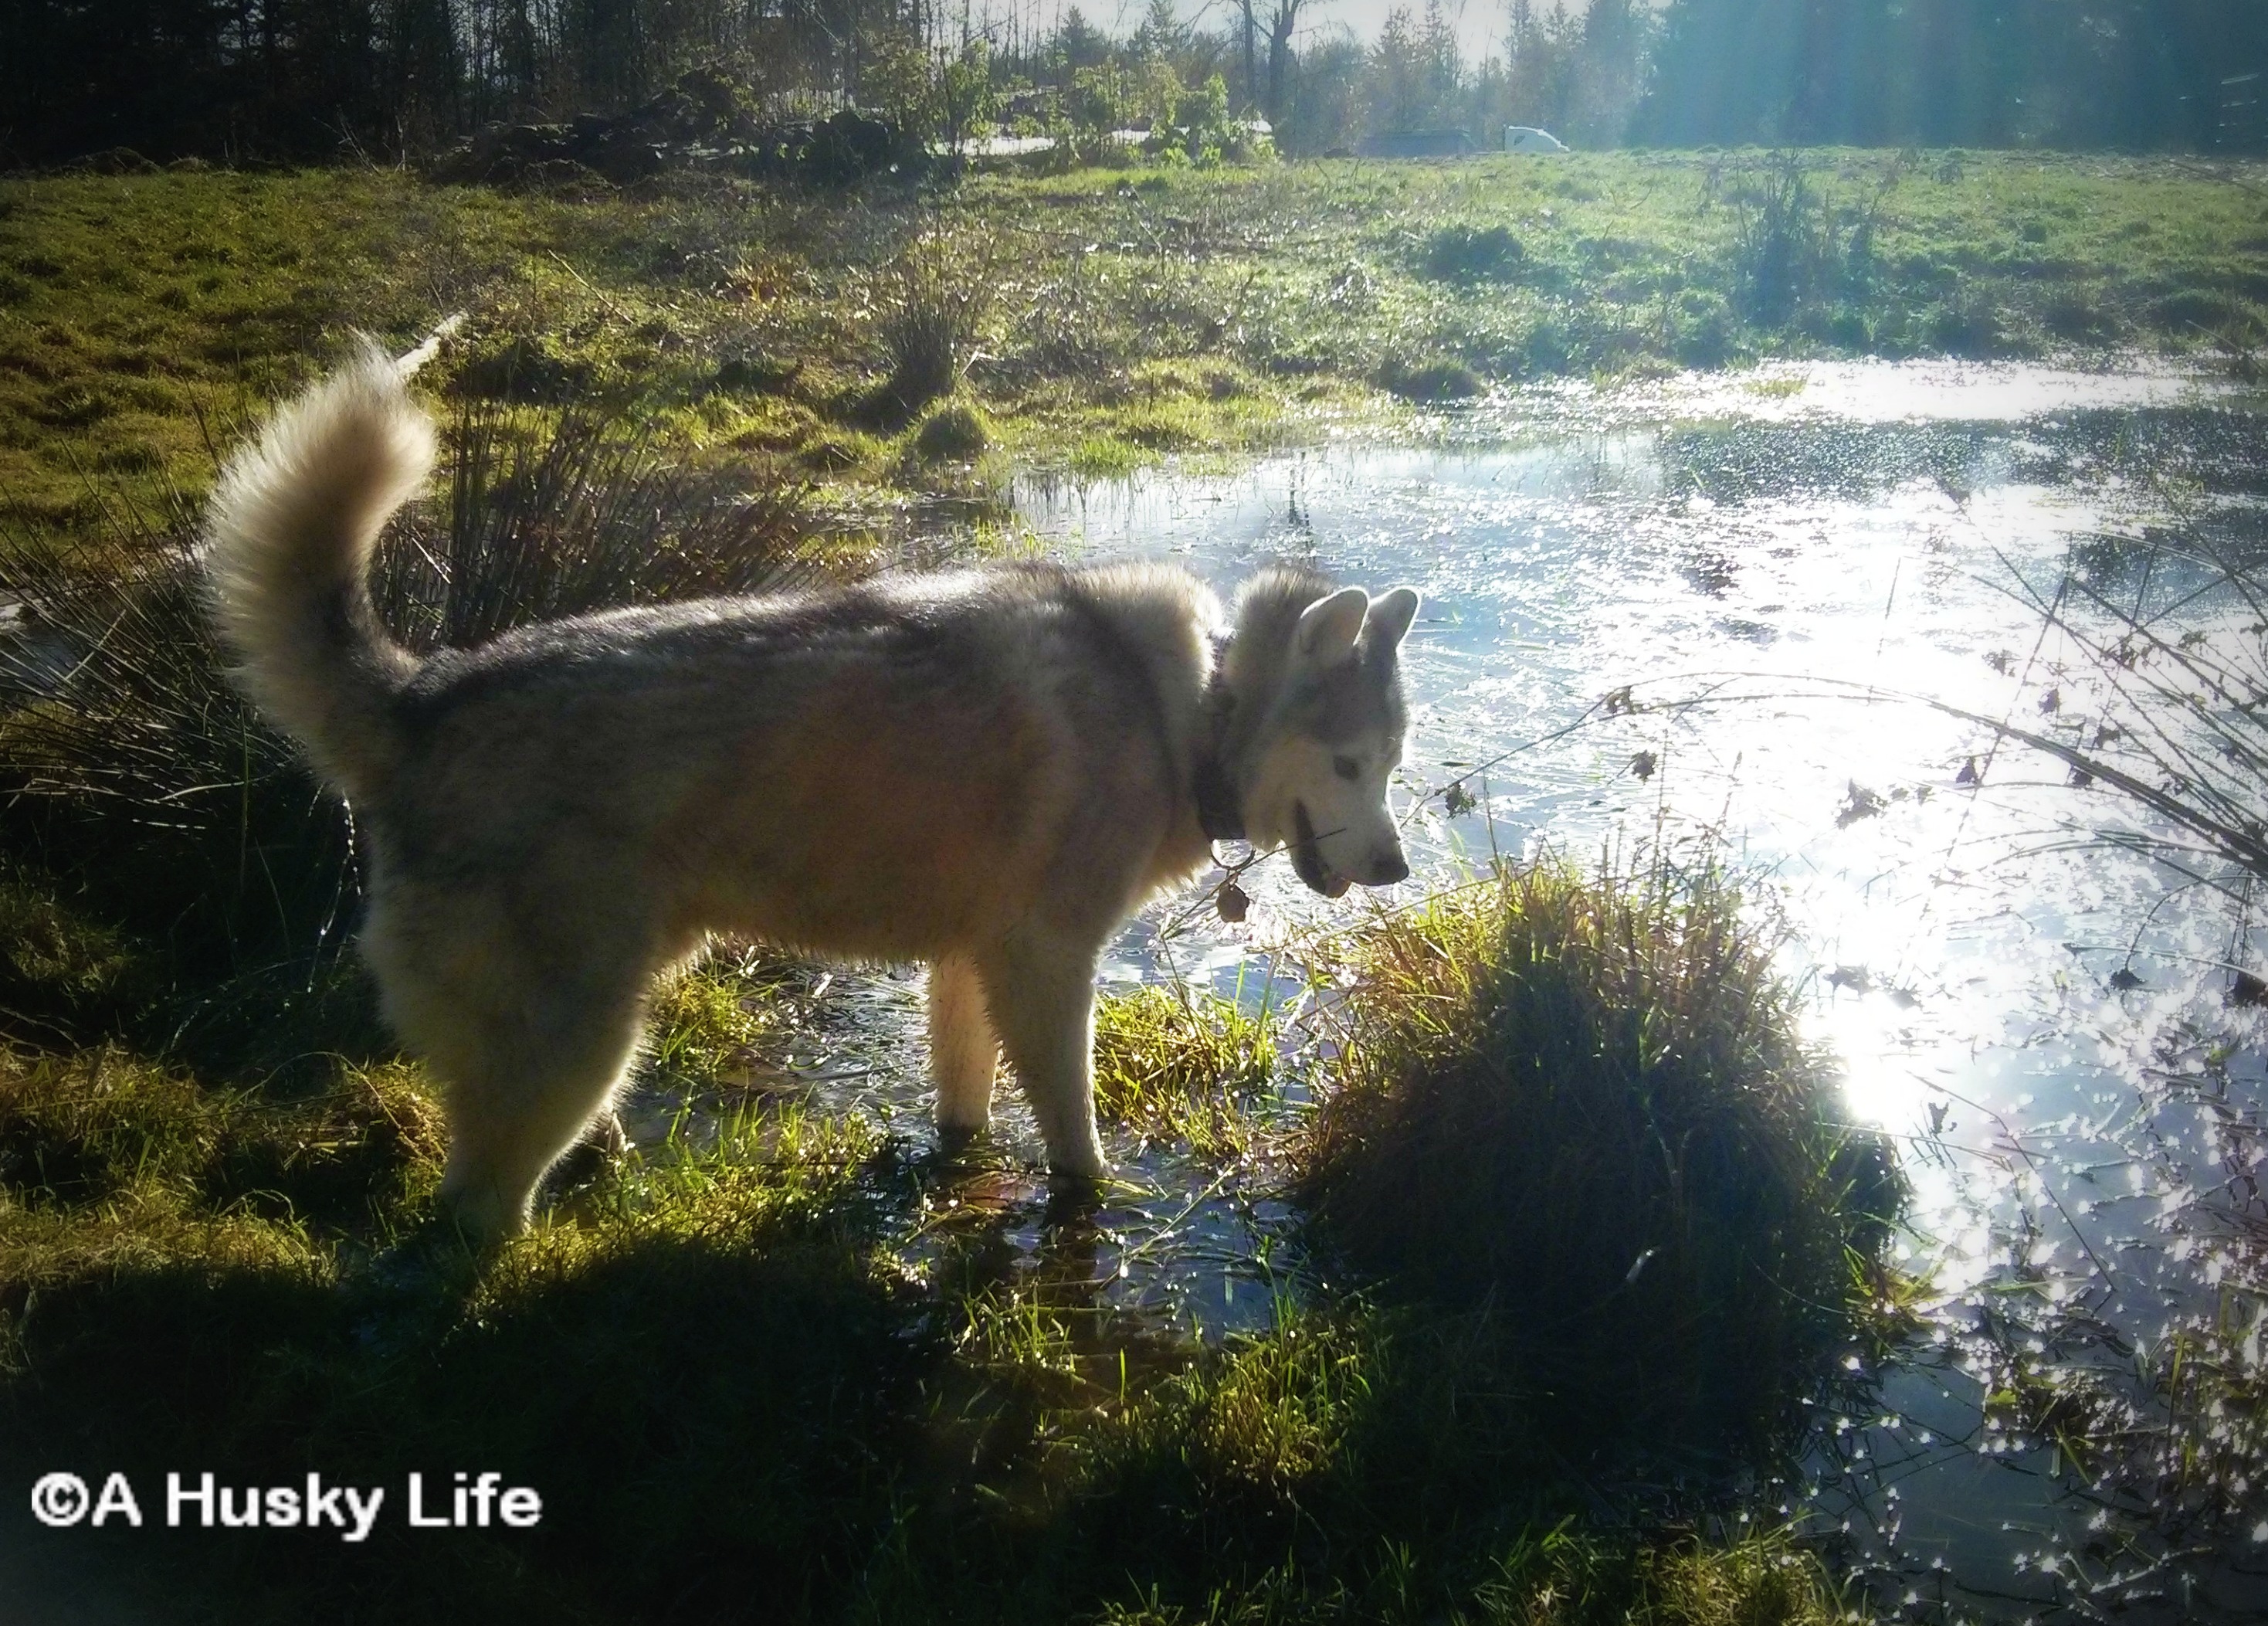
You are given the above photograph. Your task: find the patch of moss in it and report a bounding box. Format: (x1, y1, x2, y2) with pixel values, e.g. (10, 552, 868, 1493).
(911, 395, 990, 461)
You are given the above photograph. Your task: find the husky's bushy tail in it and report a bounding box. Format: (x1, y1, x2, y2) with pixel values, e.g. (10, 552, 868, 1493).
(205, 332, 449, 799)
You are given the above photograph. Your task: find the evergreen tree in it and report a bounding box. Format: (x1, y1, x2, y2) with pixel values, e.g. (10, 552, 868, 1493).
(1053, 5, 1110, 75)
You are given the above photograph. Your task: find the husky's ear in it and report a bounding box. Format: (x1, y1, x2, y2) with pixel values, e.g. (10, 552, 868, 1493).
(1295, 587, 1370, 667)
(1363, 586, 1420, 650)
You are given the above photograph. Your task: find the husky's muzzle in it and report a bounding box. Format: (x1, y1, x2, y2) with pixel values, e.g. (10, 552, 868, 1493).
(1290, 801, 1354, 898)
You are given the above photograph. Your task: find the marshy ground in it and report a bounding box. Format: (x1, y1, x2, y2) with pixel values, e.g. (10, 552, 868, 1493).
(2, 152, 2266, 1624)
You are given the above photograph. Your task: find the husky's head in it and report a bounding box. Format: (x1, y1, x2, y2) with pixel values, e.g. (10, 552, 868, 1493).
(1222, 572, 1422, 898)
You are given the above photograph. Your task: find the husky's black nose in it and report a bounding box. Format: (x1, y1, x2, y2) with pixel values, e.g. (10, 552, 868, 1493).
(1368, 851, 1409, 886)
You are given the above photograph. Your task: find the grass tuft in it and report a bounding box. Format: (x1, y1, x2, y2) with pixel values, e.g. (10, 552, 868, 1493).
(641, 952, 792, 1088)
(1422, 222, 1527, 283)
(869, 226, 995, 426)
(1297, 852, 1905, 1455)
(0, 1044, 443, 1232)
(910, 395, 991, 461)
(1379, 353, 1484, 402)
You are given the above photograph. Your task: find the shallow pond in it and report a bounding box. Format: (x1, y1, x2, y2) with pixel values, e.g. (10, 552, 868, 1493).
(693, 360, 2268, 1622)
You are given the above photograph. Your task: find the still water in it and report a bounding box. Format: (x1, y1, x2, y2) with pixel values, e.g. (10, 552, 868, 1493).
(775, 360, 2268, 1622)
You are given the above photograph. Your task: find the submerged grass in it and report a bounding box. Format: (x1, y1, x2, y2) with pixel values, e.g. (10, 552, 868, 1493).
(639, 951, 797, 1089)
(1093, 981, 1278, 1158)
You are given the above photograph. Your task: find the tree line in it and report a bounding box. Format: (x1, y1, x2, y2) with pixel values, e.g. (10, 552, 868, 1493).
(1, 0, 914, 164)
(2, 0, 2262, 166)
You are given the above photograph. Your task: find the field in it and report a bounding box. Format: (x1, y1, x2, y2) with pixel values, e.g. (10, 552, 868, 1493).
(2, 151, 2262, 548)
(2, 151, 2263, 1624)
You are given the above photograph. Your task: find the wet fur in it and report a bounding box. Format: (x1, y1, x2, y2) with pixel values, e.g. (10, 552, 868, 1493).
(205, 350, 1416, 1242)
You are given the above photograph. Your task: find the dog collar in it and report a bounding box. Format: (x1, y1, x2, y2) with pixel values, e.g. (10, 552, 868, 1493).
(1193, 754, 1245, 842)
(1194, 633, 1244, 842)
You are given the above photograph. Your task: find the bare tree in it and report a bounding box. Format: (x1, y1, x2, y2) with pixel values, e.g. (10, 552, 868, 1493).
(1229, 0, 1319, 121)
(1236, 0, 1259, 111)
(1265, 0, 1293, 122)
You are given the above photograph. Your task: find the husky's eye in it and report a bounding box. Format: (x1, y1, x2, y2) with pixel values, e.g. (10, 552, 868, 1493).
(1332, 755, 1361, 782)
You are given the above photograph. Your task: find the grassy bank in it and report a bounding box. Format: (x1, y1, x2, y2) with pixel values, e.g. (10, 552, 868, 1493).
(0, 854, 1898, 1624)
(2, 151, 2263, 555)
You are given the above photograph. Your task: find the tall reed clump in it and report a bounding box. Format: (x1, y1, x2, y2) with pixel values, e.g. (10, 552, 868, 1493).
(1723, 151, 1902, 334)
(1296, 852, 1904, 1457)
(0, 388, 818, 1055)
(869, 223, 996, 426)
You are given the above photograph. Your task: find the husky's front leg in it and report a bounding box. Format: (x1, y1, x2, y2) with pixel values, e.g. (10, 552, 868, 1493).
(977, 932, 1110, 1178)
(928, 953, 1000, 1136)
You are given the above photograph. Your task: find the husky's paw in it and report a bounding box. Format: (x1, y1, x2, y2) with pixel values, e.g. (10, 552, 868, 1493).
(1044, 1142, 1112, 1184)
(541, 1109, 629, 1198)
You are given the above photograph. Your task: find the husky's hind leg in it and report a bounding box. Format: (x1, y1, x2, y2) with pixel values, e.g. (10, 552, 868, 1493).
(976, 932, 1109, 1179)
(929, 954, 1000, 1137)
(370, 902, 652, 1245)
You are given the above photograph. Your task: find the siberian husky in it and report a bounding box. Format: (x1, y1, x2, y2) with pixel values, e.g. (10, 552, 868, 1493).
(205, 345, 1419, 1243)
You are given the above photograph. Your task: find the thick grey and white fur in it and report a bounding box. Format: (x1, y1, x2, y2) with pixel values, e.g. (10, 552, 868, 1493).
(205, 345, 1420, 1244)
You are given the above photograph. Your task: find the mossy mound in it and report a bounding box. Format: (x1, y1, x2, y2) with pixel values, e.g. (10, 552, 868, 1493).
(911, 396, 990, 461)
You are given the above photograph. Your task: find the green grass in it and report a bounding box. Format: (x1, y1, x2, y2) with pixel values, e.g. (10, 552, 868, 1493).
(640, 952, 795, 1088)
(4, 151, 2260, 555)
(0, 1036, 1863, 1625)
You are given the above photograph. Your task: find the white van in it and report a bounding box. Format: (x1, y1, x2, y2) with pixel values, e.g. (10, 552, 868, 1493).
(1504, 126, 1568, 154)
